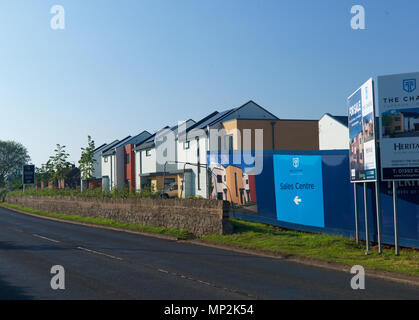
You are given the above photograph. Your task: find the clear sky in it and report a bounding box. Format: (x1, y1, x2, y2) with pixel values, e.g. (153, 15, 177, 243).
(0, 0, 418, 166)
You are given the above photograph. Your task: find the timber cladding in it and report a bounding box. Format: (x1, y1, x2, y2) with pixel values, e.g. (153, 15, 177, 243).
(6, 196, 233, 237)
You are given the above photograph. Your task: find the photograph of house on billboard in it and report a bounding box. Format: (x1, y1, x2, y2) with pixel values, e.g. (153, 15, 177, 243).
(381, 108, 419, 138)
(378, 72, 419, 181)
(209, 162, 256, 206)
(348, 78, 377, 182)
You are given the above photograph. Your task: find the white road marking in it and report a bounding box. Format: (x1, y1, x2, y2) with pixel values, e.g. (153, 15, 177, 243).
(77, 246, 123, 261)
(32, 234, 60, 243)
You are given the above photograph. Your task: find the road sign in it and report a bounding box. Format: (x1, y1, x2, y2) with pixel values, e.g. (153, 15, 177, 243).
(22, 164, 35, 185)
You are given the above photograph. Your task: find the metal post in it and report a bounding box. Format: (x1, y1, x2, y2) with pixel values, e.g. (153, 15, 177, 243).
(393, 181, 400, 256)
(353, 183, 359, 245)
(364, 183, 370, 254)
(375, 181, 382, 254)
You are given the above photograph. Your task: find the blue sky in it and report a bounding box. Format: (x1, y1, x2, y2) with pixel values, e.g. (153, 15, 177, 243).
(0, 0, 418, 166)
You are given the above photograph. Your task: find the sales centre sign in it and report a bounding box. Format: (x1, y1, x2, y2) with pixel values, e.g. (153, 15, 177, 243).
(273, 155, 325, 228)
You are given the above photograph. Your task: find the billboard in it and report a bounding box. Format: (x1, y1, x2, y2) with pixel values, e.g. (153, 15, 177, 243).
(347, 78, 377, 182)
(273, 155, 325, 228)
(378, 72, 419, 181)
(22, 164, 35, 185)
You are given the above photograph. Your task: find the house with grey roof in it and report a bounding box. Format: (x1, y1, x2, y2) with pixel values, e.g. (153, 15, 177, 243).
(102, 131, 151, 192)
(133, 120, 195, 196)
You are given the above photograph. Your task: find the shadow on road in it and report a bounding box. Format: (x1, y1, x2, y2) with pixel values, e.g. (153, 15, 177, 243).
(0, 273, 33, 300)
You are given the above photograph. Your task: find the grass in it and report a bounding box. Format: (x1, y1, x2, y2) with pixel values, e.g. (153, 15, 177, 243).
(202, 219, 419, 277)
(7, 187, 160, 199)
(0, 202, 193, 240)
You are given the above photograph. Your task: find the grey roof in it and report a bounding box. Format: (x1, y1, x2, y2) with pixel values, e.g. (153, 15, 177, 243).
(102, 136, 132, 155)
(186, 100, 279, 134)
(325, 114, 349, 127)
(101, 140, 121, 154)
(134, 120, 194, 151)
(124, 131, 152, 146)
(92, 143, 108, 154)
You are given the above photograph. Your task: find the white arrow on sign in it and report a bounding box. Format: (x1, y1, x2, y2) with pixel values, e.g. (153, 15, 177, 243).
(294, 196, 302, 206)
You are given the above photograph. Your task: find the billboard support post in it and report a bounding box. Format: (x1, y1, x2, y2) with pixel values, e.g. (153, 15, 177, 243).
(393, 181, 400, 256)
(363, 183, 370, 254)
(375, 180, 382, 254)
(353, 183, 359, 244)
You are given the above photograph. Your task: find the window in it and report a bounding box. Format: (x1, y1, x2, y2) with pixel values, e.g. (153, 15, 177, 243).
(184, 141, 190, 150)
(125, 153, 130, 164)
(395, 126, 401, 131)
(217, 175, 222, 183)
(146, 149, 151, 157)
(246, 179, 249, 185)
(234, 173, 238, 196)
(104, 156, 108, 163)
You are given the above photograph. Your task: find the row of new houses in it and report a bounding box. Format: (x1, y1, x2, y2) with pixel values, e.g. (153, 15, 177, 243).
(87, 101, 350, 202)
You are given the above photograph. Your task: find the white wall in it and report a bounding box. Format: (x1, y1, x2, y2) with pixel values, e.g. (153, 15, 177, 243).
(319, 115, 349, 150)
(141, 148, 156, 174)
(177, 136, 208, 198)
(134, 150, 141, 191)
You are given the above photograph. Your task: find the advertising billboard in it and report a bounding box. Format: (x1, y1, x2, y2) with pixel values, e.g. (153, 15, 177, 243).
(22, 164, 35, 185)
(273, 155, 325, 228)
(347, 78, 377, 182)
(378, 72, 419, 181)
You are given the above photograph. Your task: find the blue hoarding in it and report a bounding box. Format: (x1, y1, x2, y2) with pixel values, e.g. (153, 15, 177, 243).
(273, 155, 325, 228)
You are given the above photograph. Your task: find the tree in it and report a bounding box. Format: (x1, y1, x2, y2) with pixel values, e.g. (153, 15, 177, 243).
(79, 136, 96, 180)
(49, 144, 71, 185)
(36, 160, 54, 187)
(79, 136, 96, 191)
(0, 140, 30, 188)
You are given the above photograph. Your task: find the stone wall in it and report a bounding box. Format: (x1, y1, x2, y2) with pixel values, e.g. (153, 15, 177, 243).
(6, 196, 233, 237)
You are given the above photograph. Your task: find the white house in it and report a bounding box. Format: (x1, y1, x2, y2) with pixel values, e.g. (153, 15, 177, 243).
(134, 120, 195, 196)
(102, 136, 131, 192)
(102, 131, 151, 192)
(91, 142, 113, 180)
(318, 113, 349, 150)
(177, 100, 279, 199)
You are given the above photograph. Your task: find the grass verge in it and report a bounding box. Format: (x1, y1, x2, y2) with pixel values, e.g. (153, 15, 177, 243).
(0, 202, 193, 240)
(202, 219, 419, 277)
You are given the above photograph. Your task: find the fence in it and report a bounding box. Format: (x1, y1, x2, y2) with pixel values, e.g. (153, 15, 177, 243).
(209, 150, 419, 249)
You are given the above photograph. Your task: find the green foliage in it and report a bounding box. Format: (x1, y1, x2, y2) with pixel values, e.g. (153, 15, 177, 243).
(0, 188, 7, 202)
(79, 136, 96, 181)
(0, 140, 30, 188)
(49, 144, 71, 182)
(203, 219, 419, 276)
(8, 186, 160, 199)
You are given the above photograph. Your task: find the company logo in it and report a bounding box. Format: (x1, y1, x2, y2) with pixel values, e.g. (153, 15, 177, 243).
(403, 79, 416, 93)
(293, 158, 300, 168)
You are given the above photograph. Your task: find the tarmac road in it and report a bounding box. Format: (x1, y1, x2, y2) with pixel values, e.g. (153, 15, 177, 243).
(0, 206, 418, 300)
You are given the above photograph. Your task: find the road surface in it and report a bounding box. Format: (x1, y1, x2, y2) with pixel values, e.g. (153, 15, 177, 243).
(0, 206, 418, 300)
